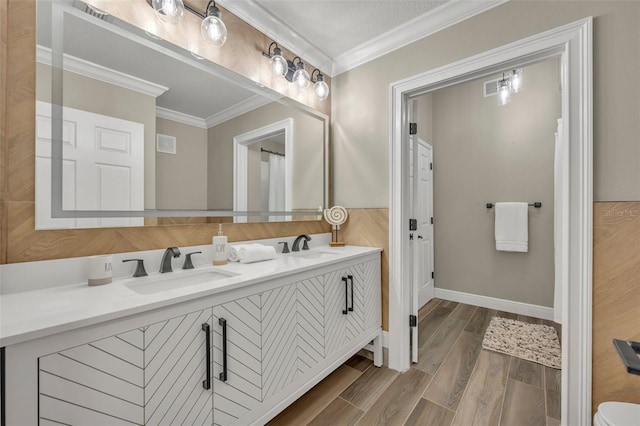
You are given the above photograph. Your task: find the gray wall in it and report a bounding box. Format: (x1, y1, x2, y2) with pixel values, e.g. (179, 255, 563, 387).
(36, 63, 157, 209)
(155, 118, 208, 209)
(332, 0, 640, 206)
(422, 59, 560, 307)
(207, 101, 324, 211)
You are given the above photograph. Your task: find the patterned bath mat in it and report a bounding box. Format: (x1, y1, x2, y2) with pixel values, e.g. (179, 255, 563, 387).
(482, 317, 561, 369)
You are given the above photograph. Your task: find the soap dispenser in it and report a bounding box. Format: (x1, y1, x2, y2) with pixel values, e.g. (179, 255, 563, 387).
(212, 224, 228, 265)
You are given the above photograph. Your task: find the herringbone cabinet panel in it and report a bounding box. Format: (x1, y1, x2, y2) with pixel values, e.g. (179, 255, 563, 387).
(39, 329, 145, 425)
(212, 295, 262, 425)
(144, 309, 213, 426)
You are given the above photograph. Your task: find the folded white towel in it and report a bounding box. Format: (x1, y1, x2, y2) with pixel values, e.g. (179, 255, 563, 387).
(228, 244, 277, 264)
(495, 202, 529, 252)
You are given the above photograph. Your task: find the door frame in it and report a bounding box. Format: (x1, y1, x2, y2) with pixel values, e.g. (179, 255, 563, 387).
(388, 18, 592, 425)
(233, 118, 293, 222)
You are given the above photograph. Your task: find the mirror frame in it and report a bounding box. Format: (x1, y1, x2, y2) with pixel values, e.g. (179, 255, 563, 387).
(45, 0, 329, 221)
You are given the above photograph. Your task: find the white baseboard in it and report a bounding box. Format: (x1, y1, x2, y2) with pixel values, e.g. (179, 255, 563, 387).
(434, 288, 555, 321)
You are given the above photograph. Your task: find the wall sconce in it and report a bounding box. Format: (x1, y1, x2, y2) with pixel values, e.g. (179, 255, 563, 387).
(497, 74, 511, 106)
(510, 68, 523, 93)
(147, 0, 227, 47)
(262, 42, 330, 100)
(311, 69, 329, 100)
(497, 69, 523, 106)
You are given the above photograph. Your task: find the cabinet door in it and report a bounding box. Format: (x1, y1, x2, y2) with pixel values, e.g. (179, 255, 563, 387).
(39, 329, 145, 425)
(212, 295, 262, 426)
(144, 308, 213, 426)
(324, 260, 379, 357)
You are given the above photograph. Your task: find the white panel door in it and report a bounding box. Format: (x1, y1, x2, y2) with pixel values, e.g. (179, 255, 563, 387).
(35, 101, 144, 229)
(415, 139, 435, 308)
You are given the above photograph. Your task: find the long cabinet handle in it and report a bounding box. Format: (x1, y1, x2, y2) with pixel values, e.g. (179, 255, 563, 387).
(201, 323, 211, 390)
(342, 277, 348, 315)
(219, 318, 228, 382)
(348, 275, 354, 312)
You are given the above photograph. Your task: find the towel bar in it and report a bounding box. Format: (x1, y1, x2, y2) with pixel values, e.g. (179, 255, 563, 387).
(486, 202, 542, 209)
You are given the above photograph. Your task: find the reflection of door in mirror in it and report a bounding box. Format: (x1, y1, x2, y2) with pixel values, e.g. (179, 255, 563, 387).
(233, 119, 292, 223)
(35, 101, 145, 229)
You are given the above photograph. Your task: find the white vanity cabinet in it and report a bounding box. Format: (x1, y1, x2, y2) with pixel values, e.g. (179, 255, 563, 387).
(3, 250, 382, 425)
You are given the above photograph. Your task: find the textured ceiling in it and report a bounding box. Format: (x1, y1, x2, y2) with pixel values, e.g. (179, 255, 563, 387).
(255, 0, 448, 59)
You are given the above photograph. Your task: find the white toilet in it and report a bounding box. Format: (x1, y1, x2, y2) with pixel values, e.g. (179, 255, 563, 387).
(594, 402, 640, 426)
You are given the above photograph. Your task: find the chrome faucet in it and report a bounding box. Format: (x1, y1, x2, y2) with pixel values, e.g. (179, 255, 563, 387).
(160, 247, 181, 273)
(292, 235, 311, 252)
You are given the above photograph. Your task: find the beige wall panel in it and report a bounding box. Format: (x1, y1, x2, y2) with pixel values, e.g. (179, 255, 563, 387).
(592, 202, 640, 410)
(36, 63, 158, 209)
(340, 208, 389, 331)
(428, 59, 559, 307)
(208, 101, 324, 211)
(332, 0, 640, 206)
(0, 0, 8, 263)
(156, 117, 208, 209)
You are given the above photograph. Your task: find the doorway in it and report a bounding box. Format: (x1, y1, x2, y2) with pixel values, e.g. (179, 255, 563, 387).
(389, 18, 592, 425)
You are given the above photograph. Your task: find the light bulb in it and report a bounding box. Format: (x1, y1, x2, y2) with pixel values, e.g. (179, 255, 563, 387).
(201, 4, 227, 47)
(497, 78, 511, 106)
(314, 75, 329, 100)
(152, 0, 185, 24)
(292, 63, 310, 89)
(511, 69, 523, 93)
(270, 48, 288, 77)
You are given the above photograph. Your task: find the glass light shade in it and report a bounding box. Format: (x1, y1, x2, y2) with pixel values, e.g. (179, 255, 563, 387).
(497, 78, 511, 106)
(201, 15, 227, 47)
(511, 69, 523, 93)
(292, 65, 310, 89)
(270, 49, 288, 77)
(152, 0, 185, 24)
(314, 79, 329, 100)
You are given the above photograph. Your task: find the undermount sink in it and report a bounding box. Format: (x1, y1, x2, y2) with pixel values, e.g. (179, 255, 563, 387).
(125, 269, 239, 295)
(291, 250, 340, 260)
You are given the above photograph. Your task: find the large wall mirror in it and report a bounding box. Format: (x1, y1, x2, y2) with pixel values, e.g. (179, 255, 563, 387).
(35, 0, 328, 229)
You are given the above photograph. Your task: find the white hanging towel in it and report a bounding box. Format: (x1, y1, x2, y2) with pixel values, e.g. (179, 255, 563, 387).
(494, 202, 529, 252)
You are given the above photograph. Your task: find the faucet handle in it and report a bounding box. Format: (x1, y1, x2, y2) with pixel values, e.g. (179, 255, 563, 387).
(302, 237, 311, 251)
(122, 259, 148, 277)
(278, 242, 290, 253)
(182, 251, 202, 270)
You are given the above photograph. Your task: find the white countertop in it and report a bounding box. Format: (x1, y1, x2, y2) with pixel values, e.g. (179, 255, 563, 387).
(0, 245, 381, 347)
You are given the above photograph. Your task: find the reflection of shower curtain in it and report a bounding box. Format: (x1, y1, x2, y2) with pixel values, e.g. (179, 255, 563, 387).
(553, 118, 566, 324)
(268, 153, 285, 221)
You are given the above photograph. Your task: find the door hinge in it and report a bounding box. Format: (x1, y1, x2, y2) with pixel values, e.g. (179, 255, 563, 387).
(409, 315, 417, 327)
(431, 271, 435, 279)
(430, 162, 433, 170)
(430, 217, 434, 225)
(409, 122, 417, 135)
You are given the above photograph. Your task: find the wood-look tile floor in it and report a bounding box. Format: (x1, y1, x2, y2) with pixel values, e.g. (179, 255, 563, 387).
(268, 299, 561, 426)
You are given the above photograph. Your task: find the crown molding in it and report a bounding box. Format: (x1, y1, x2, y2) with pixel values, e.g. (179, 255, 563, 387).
(331, 0, 509, 76)
(216, 0, 333, 75)
(204, 95, 273, 128)
(156, 107, 208, 129)
(36, 45, 169, 97)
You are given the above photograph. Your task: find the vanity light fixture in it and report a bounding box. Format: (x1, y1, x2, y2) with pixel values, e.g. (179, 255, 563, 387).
(510, 68, 524, 93)
(311, 69, 330, 100)
(149, 0, 185, 24)
(497, 73, 511, 106)
(147, 0, 227, 47)
(261, 42, 330, 100)
(291, 57, 311, 89)
(262, 42, 288, 78)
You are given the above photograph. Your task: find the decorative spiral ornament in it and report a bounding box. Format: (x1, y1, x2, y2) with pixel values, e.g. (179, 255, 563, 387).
(323, 206, 348, 226)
